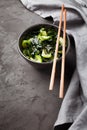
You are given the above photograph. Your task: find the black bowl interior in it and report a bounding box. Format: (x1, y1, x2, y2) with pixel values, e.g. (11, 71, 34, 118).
(18, 24, 70, 69)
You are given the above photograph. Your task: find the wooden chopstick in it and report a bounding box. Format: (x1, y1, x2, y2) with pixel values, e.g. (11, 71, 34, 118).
(59, 10, 66, 98)
(49, 5, 64, 90)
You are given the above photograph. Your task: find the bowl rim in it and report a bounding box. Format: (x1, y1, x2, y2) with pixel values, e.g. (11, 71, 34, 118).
(18, 23, 70, 65)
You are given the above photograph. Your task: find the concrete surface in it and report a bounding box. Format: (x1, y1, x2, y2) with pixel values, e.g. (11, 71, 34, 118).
(0, 0, 76, 130)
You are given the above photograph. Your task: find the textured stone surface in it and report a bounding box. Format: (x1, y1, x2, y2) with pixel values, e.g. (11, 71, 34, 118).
(0, 0, 75, 130)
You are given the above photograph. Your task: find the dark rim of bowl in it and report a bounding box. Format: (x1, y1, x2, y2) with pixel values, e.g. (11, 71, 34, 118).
(18, 23, 70, 65)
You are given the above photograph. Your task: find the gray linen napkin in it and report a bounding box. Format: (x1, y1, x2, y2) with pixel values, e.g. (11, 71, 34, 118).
(20, 0, 87, 129)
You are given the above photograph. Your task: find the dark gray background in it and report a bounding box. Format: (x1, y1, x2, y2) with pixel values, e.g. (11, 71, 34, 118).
(0, 0, 75, 130)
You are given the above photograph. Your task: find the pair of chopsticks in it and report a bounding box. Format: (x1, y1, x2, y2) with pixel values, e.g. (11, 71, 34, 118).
(49, 5, 66, 98)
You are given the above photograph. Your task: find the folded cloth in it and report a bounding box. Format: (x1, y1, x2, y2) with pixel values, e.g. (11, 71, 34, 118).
(20, 0, 87, 129)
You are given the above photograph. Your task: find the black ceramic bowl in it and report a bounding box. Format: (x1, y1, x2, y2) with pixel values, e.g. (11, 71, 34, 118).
(18, 23, 70, 69)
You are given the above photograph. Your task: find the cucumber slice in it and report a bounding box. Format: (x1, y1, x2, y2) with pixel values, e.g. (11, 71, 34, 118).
(35, 55, 42, 63)
(22, 39, 32, 48)
(30, 55, 42, 63)
(42, 49, 51, 58)
(22, 40, 28, 48)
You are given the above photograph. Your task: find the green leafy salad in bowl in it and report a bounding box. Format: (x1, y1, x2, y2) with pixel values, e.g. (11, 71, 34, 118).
(18, 24, 70, 68)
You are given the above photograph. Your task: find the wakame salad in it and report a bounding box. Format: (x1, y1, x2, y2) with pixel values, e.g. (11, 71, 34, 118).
(22, 27, 67, 63)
